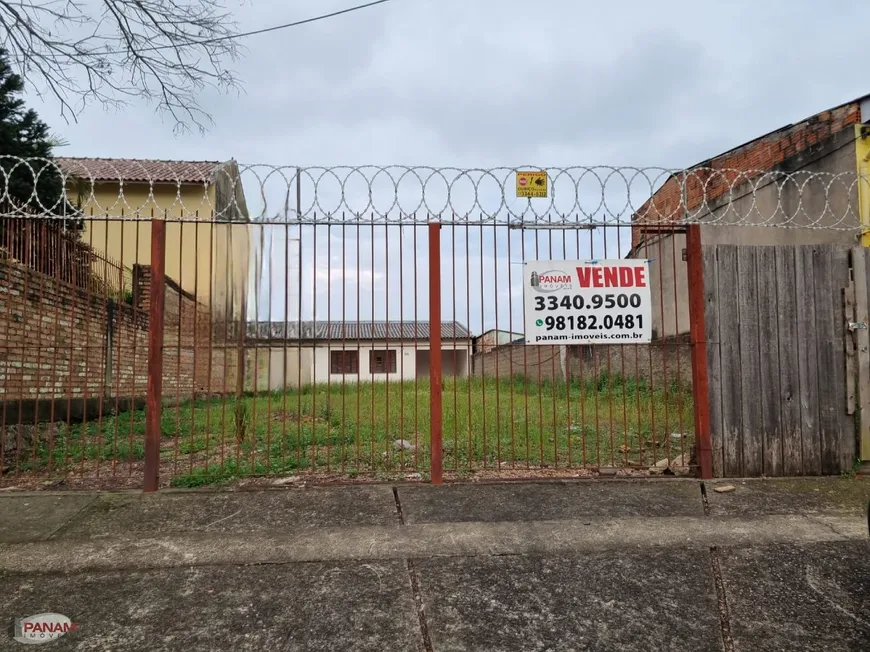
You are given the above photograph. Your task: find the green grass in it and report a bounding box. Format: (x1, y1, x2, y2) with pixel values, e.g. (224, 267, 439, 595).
(16, 373, 694, 486)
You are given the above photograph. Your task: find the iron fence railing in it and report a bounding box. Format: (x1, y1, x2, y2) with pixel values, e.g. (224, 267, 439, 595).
(1, 156, 868, 490)
(0, 214, 132, 298)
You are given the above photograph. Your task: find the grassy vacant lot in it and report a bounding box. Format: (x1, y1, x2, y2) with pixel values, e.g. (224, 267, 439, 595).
(18, 373, 694, 486)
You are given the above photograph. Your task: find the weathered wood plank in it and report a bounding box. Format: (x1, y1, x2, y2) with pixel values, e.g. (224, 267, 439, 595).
(844, 281, 856, 417)
(831, 246, 858, 473)
(737, 246, 763, 476)
(855, 248, 870, 463)
(757, 247, 782, 476)
(776, 246, 802, 476)
(813, 246, 840, 475)
(831, 247, 855, 473)
(717, 246, 743, 477)
(795, 246, 821, 475)
(703, 245, 723, 477)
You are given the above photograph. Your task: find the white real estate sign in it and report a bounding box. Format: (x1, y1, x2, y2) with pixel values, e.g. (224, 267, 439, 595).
(523, 260, 652, 345)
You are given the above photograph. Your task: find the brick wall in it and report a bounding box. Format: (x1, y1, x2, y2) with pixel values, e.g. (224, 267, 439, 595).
(132, 264, 151, 315)
(0, 256, 236, 408)
(472, 337, 692, 388)
(632, 101, 863, 247)
(473, 345, 565, 382)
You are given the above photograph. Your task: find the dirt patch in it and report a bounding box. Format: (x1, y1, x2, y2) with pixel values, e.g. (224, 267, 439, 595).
(0, 447, 695, 492)
(270, 411, 326, 425)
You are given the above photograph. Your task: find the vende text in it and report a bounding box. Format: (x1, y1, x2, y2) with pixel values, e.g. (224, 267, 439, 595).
(576, 266, 646, 288)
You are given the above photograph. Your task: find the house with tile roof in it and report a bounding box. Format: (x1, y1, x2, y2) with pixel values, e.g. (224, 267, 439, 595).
(58, 157, 251, 321)
(631, 94, 870, 337)
(242, 320, 472, 389)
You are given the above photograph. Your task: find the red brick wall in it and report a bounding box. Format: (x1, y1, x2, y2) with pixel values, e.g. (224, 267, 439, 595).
(633, 101, 862, 247)
(132, 264, 151, 315)
(0, 257, 236, 405)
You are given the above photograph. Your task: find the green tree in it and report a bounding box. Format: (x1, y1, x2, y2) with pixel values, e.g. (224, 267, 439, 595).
(0, 46, 69, 216)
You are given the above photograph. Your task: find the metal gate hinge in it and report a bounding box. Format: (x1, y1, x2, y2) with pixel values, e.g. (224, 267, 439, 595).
(849, 321, 867, 331)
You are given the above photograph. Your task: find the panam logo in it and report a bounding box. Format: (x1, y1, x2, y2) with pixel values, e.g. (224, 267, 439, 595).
(530, 270, 572, 293)
(12, 613, 77, 645)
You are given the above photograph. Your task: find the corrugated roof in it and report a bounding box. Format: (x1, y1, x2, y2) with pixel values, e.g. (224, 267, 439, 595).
(246, 321, 471, 341)
(57, 157, 225, 184)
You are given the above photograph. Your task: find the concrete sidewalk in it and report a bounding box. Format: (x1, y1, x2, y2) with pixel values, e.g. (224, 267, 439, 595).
(0, 478, 868, 651)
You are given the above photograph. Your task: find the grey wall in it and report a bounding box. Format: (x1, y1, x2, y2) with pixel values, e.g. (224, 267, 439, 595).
(633, 232, 689, 339)
(634, 132, 859, 337)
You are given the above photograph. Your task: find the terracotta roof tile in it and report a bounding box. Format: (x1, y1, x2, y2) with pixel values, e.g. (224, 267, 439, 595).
(56, 157, 225, 184)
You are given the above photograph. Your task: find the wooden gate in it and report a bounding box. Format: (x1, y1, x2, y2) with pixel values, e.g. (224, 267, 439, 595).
(702, 244, 862, 477)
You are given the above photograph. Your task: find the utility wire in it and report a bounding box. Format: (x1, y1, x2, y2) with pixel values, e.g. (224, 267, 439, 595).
(108, 0, 396, 54)
(207, 0, 395, 44)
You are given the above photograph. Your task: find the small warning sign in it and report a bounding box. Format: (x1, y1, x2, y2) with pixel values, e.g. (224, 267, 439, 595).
(516, 171, 548, 198)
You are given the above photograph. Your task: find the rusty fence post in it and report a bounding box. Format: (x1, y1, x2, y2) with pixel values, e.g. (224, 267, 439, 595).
(428, 222, 443, 485)
(686, 224, 713, 479)
(144, 218, 167, 492)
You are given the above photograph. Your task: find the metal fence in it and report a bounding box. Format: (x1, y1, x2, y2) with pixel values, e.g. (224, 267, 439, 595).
(0, 160, 867, 489)
(0, 215, 132, 298)
(2, 157, 867, 226)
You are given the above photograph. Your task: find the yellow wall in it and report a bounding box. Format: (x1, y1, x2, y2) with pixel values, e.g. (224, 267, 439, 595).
(858, 126, 870, 246)
(78, 182, 250, 319)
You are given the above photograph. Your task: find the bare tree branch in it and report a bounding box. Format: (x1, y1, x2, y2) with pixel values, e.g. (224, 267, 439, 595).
(0, 0, 242, 133)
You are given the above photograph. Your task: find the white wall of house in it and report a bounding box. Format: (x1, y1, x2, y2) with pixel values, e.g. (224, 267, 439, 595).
(244, 340, 470, 390)
(244, 346, 313, 391)
(310, 340, 470, 384)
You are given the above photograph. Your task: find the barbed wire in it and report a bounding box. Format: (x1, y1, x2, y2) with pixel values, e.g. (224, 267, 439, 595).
(0, 157, 868, 228)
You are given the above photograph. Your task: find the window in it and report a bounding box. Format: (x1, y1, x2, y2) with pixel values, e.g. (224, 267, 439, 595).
(369, 350, 397, 374)
(330, 350, 358, 374)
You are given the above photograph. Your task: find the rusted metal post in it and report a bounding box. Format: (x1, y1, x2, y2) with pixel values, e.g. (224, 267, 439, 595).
(144, 218, 166, 492)
(686, 224, 713, 479)
(428, 222, 443, 484)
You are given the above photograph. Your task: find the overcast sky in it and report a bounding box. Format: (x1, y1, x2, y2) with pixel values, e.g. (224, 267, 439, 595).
(23, 0, 870, 332)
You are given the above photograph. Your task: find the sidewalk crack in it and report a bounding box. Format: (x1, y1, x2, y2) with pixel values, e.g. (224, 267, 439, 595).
(392, 487, 406, 525)
(45, 494, 99, 540)
(700, 481, 710, 516)
(406, 559, 435, 652)
(394, 488, 433, 650)
(709, 546, 734, 652)
(803, 514, 846, 538)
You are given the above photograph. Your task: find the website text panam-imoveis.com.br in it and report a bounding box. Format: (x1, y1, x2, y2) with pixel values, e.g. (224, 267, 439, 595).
(533, 332, 642, 343)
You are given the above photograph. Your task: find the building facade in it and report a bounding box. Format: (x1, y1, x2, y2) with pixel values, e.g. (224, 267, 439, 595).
(58, 157, 251, 322)
(631, 95, 870, 337)
(243, 321, 472, 390)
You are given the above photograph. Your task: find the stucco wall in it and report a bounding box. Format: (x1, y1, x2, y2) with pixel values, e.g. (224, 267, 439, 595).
(855, 125, 870, 244)
(312, 344, 419, 383)
(309, 342, 470, 384)
(78, 184, 249, 321)
(242, 341, 470, 390)
(634, 132, 860, 337)
(244, 347, 312, 391)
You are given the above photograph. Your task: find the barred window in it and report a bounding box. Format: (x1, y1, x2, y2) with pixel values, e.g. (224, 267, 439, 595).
(330, 350, 359, 374)
(369, 350, 397, 374)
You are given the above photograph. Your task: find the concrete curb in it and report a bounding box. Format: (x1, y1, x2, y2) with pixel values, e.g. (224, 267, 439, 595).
(1, 514, 865, 574)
